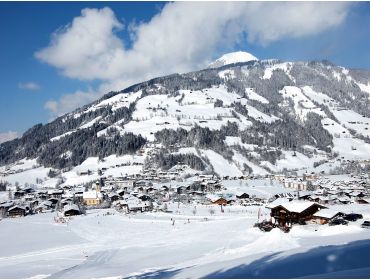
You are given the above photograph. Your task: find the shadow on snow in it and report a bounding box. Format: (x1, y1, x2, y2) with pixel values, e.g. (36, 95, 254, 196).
(203, 239, 370, 279)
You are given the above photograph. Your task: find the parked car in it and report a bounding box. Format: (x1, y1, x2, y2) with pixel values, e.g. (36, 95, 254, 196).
(361, 221, 370, 229)
(329, 218, 349, 226)
(343, 213, 363, 222)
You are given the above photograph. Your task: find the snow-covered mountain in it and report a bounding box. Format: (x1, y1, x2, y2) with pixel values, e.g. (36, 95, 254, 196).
(208, 51, 258, 68)
(1, 53, 370, 186)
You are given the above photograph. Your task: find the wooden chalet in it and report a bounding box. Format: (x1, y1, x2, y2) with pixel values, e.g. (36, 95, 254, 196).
(48, 198, 59, 206)
(8, 205, 27, 217)
(236, 192, 250, 199)
(63, 204, 81, 216)
(268, 201, 325, 227)
(356, 198, 370, 204)
(108, 193, 121, 202)
(14, 190, 25, 199)
(212, 198, 228, 205)
(0, 202, 14, 217)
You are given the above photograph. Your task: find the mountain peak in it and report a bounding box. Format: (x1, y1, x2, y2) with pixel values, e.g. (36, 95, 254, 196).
(208, 51, 258, 68)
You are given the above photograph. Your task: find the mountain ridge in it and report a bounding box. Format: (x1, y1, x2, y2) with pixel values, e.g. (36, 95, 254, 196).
(1, 55, 370, 186)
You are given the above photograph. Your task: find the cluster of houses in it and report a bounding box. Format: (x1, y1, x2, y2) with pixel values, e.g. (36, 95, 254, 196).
(1, 171, 369, 226)
(0, 174, 235, 218)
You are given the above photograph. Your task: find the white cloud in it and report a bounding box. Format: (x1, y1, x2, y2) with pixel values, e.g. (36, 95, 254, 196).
(0, 131, 19, 144)
(18, 82, 41, 91)
(36, 2, 353, 117)
(44, 88, 102, 117)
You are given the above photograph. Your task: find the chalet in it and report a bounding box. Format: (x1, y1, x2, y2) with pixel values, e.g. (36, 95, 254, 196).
(206, 195, 228, 205)
(126, 197, 153, 212)
(176, 186, 187, 194)
(23, 187, 35, 194)
(8, 205, 27, 217)
(268, 201, 325, 227)
(61, 198, 73, 207)
(135, 180, 147, 188)
(48, 198, 59, 206)
(108, 193, 120, 202)
(236, 192, 250, 199)
(48, 190, 64, 199)
(37, 191, 49, 200)
(312, 209, 343, 224)
(63, 204, 81, 216)
(137, 194, 152, 201)
(14, 190, 25, 199)
(0, 202, 14, 217)
(117, 189, 126, 196)
(356, 198, 370, 204)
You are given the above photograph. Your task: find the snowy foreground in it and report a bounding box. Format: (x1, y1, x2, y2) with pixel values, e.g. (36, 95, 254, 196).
(1, 203, 370, 279)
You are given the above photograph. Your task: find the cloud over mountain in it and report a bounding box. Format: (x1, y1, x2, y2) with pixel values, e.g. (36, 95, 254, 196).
(36, 2, 353, 117)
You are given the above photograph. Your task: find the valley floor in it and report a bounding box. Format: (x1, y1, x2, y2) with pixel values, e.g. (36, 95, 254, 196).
(0, 203, 370, 278)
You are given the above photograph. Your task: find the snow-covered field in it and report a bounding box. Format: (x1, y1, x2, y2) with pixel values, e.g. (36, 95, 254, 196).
(1, 202, 370, 278)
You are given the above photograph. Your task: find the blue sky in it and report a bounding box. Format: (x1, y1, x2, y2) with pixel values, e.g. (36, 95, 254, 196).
(1, 1, 370, 141)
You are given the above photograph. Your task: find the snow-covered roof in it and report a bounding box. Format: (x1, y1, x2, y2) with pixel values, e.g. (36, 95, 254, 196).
(8, 205, 26, 211)
(40, 200, 53, 207)
(236, 191, 249, 196)
(63, 204, 80, 213)
(270, 201, 322, 213)
(83, 191, 102, 199)
(266, 197, 290, 209)
(0, 202, 14, 208)
(206, 194, 223, 202)
(313, 208, 342, 219)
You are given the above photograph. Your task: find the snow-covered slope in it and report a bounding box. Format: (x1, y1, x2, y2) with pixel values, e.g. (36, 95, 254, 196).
(1, 55, 370, 183)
